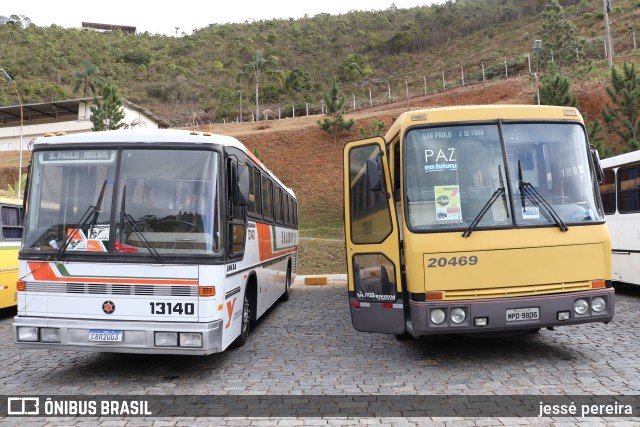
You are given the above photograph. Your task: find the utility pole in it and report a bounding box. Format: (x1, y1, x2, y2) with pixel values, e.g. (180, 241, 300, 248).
(238, 90, 243, 123)
(603, 0, 613, 67)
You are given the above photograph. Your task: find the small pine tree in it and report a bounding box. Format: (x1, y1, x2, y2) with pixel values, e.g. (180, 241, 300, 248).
(359, 119, 386, 138)
(90, 79, 126, 131)
(602, 63, 640, 153)
(317, 77, 355, 144)
(536, 65, 578, 107)
(539, 0, 581, 68)
(587, 119, 614, 158)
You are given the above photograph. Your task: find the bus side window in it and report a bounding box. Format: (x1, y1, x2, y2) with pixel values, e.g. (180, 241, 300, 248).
(1, 205, 23, 239)
(618, 165, 640, 213)
(599, 169, 616, 215)
(274, 187, 282, 223)
(227, 159, 247, 256)
(262, 177, 273, 220)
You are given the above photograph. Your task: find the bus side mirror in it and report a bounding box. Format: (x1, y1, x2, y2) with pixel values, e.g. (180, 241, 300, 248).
(237, 164, 250, 206)
(366, 157, 382, 192)
(590, 144, 604, 184)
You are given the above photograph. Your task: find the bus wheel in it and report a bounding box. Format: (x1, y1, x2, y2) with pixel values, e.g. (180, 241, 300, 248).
(232, 290, 251, 348)
(280, 266, 291, 302)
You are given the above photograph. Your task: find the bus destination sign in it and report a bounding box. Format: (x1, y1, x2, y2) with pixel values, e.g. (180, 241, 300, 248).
(42, 150, 115, 163)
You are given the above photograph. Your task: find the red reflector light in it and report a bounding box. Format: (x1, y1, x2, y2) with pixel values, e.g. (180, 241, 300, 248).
(426, 291, 443, 300)
(351, 301, 361, 308)
(382, 303, 393, 308)
(17, 281, 26, 292)
(591, 280, 606, 289)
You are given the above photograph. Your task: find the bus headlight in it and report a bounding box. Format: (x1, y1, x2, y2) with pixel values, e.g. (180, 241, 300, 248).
(430, 309, 446, 325)
(591, 297, 606, 313)
(179, 333, 203, 348)
(41, 328, 61, 343)
(155, 332, 178, 347)
(450, 308, 466, 324)
(17, 327, 39, 342)
(574, 299, 589, 315)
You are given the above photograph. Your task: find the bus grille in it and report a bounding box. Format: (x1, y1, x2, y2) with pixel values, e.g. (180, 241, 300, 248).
(25, 282, 198, 297)
(441, 281, 593, 300)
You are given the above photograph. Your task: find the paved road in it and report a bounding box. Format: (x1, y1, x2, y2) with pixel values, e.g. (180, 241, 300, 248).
(0, 278, 639, 425)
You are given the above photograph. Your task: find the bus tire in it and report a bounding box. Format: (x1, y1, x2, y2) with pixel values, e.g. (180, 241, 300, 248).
(280, 264, 291, 302)
(232, 289, 251, 348)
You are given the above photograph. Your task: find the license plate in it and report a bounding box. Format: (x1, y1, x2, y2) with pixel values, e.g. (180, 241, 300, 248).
(88, 329, 123, 342)
(506, 307, 539, 322)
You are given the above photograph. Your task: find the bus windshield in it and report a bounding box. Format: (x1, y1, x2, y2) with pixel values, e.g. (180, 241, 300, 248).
(23, 148, 221, 256)
(404, 122, 603, 232)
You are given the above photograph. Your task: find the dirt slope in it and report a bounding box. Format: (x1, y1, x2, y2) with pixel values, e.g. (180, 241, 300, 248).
(197, 76, 607, 227)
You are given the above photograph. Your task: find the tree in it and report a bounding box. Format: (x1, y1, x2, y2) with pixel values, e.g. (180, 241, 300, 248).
(240, 50, 278, 121)
(587, 119, 614, 159)
(359, 119, 386, 138)
(317, 77, 355, 144)
(539, 0, 580, 68)
(0, 15, 31, 28)
(72, 61, 103, 97)
(536, 64, 577, 107)
(602, 63, 640, 153)
(285, 68, 312, 96)
(90, 79, 126, 131)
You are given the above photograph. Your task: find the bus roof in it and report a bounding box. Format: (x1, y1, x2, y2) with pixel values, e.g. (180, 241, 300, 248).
(385, 104, 583, 141)
(600, 149, 640, 169)
(31, 129, 296, 198)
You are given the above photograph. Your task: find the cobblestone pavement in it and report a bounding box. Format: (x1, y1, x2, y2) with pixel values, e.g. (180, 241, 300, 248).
(0, 278, 639, 426)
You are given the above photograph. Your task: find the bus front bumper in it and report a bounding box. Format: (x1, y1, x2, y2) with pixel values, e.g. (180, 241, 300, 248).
(13, 317, 224, 355)
(409, 288, 615, 337)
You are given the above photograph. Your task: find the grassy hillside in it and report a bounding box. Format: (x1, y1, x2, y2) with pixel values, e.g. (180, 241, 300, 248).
(1, 0, 638, 127)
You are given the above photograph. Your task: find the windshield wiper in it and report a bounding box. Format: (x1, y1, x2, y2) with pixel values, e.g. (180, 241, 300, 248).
(55, 180, 107, 259)
(118, 184, 163, 262)
(517, 160, 568, 232)
(462, 166, 508, 238)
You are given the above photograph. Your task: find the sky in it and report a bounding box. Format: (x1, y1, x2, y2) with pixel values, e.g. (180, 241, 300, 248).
(11, 0, 444, 36)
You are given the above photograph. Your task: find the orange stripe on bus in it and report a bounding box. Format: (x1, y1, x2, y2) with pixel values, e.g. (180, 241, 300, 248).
(256, 223, 297, 262)
(26, 262, 198, 285)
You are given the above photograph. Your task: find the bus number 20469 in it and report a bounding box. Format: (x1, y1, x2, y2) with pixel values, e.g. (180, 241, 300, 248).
(149, 302, 195, 315)
(427, 255, 478, 268)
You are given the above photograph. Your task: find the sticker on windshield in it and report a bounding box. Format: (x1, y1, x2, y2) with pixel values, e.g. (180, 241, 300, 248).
(66, 228, 108, 252)
(522, 206, 540, 219)
(89, 225, 110, 240)
(434, 185, 462, 221)
(66, 228, 88, 251)
(424, 148, 457, 172)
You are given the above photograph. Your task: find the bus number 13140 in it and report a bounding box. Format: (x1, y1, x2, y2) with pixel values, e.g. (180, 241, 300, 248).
(149, 302, 195, 315)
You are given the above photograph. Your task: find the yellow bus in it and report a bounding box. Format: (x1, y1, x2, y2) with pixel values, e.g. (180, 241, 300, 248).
(0, 196, 23, 310)
(343, 105, 613, 337)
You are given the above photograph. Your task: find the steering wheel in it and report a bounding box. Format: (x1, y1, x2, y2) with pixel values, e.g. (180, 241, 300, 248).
(155, 219, 198, 232)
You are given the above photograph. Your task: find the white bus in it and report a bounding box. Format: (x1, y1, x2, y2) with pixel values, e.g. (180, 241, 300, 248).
(13, 129, 298, 355)
(600, 150, 640, 286)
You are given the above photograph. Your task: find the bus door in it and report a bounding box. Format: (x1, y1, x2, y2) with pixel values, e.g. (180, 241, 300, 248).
(343, 137, 405, 334)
